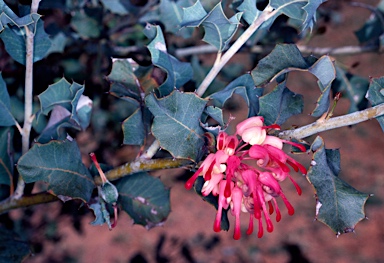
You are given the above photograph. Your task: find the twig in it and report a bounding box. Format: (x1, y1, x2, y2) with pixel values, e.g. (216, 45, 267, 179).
(175, 44, 379, 57)
(196, 5, 277, 96)
(279, 104, 384, 140)
(0, 192, 58, 215)
(94, 158, 192, 185)
(13, 1, 41, 199)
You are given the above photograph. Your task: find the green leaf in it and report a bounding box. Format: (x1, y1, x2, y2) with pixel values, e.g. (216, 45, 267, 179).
(366, 77, 384, 131)
(0, 73, 16, 126)
(270, 0, 325, 32)
(159, 0, 190, 34)
(145, 91, 207, 161)
(37, 78, 92, 133)
(251, 44, 336, 117)
(106, 59, 142, 103)
(355, 1, 384, 43)
(307, 136, 370, 235)
(194, 176, 229, 231)
(116, 172, 170, 229)
(122, 107, 145, 145)
(0, 127, 13, 186)
(210, 74, 263, 119)
(258, 81, 303, 125)
(70, 10, 101, 39)
(181, 1, 242, 51)
(0, 16, 51, 65)
(45, 32, 67, 56)
(144, 24, 193, 97)
(332, 66, 369, 113)
(100, 181, 119, 204)
(17, 139, 95, 202)
(236, 0, 262, 25)
(0, 227, 31, 262)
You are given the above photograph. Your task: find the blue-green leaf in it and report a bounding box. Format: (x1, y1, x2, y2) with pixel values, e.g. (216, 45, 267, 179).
(145, 91, 207, 161)
(355, 1, 384, 43)
(210, 74, 263, 119)
(116, 172, 171, 229)
(270, 0, 325, 32)
(0, 74, 16, 126)
(0, 227, 31, 262)
(70, 10, 101, 39)
(0, 16, 51, 65)
(122, 107, 145, 145)
(181, 1, 242, 51)
(144, 25, 193, 97)
(100, 0, 130, 15)
(258, 81, 303, 125)
(17, 139, 95, 202)
(307, 136, 370, 235)
(236, 0, 262, 25)
(0, 127, 13, 186)
(251, 44, 336, 117)
(366, 77, 384, 131)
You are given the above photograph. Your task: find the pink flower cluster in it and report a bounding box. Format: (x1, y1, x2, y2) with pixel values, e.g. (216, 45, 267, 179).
(185, 116, 307, 240)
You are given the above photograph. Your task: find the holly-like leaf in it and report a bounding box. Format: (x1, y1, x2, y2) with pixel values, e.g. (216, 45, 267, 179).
(144, 24, 193, 97)
(116, 172, 170, 229)
(181, 1, 242, 51)
(122, 107, 145, 145)
(0, 127, 13, 187)
(37, 78, 92, 133)
(145, 91, 207, 161)
(210, 74, 263, 120)
(0, 15, 51, 65)
(332, 66, 369, 113)
(258, 81, 303, 125)
(251, 44, 336, 117)
(355, 1, 384, 43)
(366, 77, 384, 131)
(17, 139, 95, 202)
(0, 227, 31, 262)
(307, 136, 370, 235)
(270, 0, 326, 32)
(106, 58, 142, 103)
(0, 73, 16, 126)
(236, 0, 262, 25)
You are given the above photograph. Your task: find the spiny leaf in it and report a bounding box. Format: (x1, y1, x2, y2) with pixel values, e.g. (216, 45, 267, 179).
(181, 1, 242, 51)
(0, 14, 51, 65)
(106, 58, 142, 103)
(17, 139, 95, 203)
(236, 0, 262, 25)
(122, 107, 145, 145)
(116, 172, 170, 229)
(145, 91, 207, 161)
(0, 73, 16, 126)
(0, 127, 13, 187)
(270, 0, 326, 32)
(355, 1, 384, 43)
(144, 24, 193, 97)
(37, 78, 92, 139)
(366, 77, 384, 131)
(251, 44, 336, 117)
(258, 81, 303, 125)
(100, 0, 130, 15)
(307, 136, 370, 235)
(332, 66, 369, 113)
(209, 74, 263, 120)
(0, 227, 31, 262)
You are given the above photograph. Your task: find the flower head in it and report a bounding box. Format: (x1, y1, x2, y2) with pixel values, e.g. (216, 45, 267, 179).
(185, 117, 307, 239)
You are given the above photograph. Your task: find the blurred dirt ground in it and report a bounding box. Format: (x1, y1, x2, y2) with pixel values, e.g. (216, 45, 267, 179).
(23, 1, 384, 263)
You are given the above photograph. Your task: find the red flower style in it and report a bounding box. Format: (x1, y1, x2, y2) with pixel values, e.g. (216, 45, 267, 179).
(185, 116, 307, 240)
